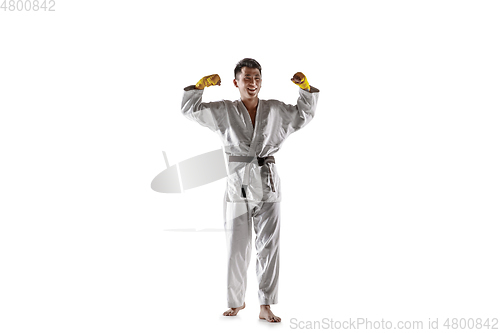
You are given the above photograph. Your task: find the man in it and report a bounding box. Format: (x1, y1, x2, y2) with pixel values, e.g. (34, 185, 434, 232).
(181, 58, 319, 322)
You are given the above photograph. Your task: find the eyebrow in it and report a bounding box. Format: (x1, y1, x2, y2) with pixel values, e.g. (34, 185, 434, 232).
(244, 74, 261, 77)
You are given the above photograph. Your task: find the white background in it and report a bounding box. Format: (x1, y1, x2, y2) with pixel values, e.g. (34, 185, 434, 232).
(1, 0, 499, 332)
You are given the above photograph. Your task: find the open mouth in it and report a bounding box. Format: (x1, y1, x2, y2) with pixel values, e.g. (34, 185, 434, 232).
(247, 88, 257, 93)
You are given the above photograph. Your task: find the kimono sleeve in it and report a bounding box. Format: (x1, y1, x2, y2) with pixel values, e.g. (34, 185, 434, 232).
(279, 86, 320, 135)
(181, 85, 226, 132)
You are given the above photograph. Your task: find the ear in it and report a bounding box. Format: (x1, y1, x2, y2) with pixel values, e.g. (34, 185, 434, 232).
(233, 78, 238, 88)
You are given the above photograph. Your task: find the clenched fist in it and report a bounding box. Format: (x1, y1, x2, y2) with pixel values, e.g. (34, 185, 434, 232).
(291, 72, 310, 91)
(195, 74, 221, 90)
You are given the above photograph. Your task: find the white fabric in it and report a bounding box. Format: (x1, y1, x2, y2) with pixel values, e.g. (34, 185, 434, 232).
(224, 200, 280, 307)
(181, 85, 319, 203)
(181, 84, 319, 307)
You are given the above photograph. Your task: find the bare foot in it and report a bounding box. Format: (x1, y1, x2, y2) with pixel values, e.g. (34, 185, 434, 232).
(222, 302, 245, 316)
(259, 305, 281, 323)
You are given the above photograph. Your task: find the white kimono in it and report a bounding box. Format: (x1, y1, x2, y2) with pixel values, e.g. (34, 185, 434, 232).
(181, 84, 319, 307)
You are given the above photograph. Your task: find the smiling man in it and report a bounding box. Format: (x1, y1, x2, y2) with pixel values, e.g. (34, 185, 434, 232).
(181, 58, 319, 323)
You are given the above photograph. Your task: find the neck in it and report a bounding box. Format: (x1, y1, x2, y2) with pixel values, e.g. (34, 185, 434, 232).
(241, 96, 259, 110)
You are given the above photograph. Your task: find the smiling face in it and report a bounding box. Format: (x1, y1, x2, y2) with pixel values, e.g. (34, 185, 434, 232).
(233, 67, 262, 100)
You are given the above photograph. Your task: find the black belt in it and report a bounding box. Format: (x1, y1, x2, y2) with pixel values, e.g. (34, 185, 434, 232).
(228, 155, 275, 166)
(228, 156, 276, 198)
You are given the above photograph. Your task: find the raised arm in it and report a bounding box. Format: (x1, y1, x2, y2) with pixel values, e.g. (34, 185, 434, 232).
(181, 74, 225, 132)
(279, 72, 320, 134)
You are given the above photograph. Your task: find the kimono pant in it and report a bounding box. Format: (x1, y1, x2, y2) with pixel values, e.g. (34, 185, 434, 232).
(224, 199, 280, 308)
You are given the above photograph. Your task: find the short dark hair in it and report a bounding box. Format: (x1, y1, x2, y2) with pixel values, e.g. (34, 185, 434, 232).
(234, 58, 262, 79)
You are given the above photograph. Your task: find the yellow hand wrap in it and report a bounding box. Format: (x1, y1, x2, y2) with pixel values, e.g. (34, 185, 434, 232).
(291, 72, 310, 91)
(195, 74, 221, 89)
